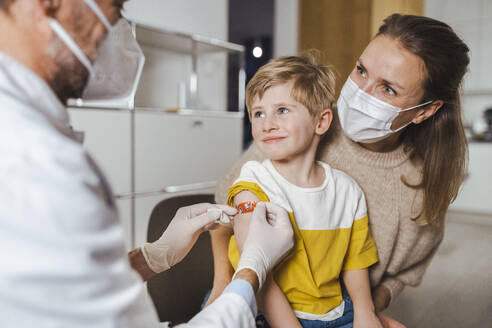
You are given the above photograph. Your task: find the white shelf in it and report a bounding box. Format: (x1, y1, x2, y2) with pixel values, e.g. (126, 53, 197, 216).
(134, 21, 245, 54)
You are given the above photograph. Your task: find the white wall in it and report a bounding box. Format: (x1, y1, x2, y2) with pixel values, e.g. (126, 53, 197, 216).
(425, 0, 492, 125)
(274, 0, 299, 57)
(425, 0, 492, 216)
(124, 0, 229, 111)
(124, 0, 228, 39)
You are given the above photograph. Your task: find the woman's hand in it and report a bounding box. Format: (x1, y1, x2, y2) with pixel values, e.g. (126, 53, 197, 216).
(377, 313, 407, 328)
(372, 285, 391, 312)
(354, 309, 384, 328)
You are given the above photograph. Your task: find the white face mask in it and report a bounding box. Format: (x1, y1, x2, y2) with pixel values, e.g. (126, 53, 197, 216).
(48, 0, 145, 108)
(337, 77, 433, 143)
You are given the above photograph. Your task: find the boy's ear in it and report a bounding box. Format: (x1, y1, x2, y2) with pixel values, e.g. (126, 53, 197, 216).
(315, 108, 333, 135)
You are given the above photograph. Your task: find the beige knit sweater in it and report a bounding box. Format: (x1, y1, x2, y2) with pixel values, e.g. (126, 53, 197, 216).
(215, 124, 444, 304)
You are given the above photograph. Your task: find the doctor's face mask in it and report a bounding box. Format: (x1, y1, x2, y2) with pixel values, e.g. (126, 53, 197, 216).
(337, 77, 433, 143)
(48, 0, 145, 107)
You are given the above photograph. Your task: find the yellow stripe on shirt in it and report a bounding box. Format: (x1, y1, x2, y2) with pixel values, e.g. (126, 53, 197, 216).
(227, 172, 378, 316)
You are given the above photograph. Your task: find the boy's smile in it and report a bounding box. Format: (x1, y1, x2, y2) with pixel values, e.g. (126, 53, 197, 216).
(250, 82, 319, 162)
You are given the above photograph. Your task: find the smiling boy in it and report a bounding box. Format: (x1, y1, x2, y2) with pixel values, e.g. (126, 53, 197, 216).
(213, 55, 381, 328)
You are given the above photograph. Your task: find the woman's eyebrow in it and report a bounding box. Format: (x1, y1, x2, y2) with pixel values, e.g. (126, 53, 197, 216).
(359, 58, 405, 91)
(382, 78, 404, 90)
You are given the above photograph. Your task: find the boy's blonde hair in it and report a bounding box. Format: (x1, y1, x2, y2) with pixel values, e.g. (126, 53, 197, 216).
(246, 53, 336, 119)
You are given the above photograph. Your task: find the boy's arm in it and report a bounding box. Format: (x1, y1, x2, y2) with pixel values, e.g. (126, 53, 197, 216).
(258, 276, 302, 328)
(343, 269, 383, 328)
(205, 225, 234, 307)
(233, 191, 300, 328)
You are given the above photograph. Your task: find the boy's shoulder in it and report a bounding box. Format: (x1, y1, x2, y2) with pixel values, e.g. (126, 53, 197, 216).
(236, 160, 274, 183)
(319, 161, 365, 197)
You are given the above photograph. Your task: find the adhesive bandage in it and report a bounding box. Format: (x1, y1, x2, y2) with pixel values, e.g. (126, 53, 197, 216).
(237, 201, 257, 214)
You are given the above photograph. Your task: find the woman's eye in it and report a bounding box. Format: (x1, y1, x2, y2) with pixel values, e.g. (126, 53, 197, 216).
(253, 111, 265, 118)
(278, 107, 289, 114)
(384, 86, 396, 96)
(356, 65, 366, 77)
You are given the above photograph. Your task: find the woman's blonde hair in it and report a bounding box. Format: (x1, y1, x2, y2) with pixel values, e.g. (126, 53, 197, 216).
(377, 14, 470, 226)
(246, 53, 336, 119)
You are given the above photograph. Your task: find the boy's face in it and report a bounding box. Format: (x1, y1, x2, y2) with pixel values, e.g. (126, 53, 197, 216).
(250, 82, 318, 162)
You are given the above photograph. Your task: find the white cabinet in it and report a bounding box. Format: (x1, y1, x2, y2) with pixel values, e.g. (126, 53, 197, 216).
(68, 109, 132, 194)
(135, 110, 243, 190)
(450, 143, 492, 215)
(132, 110, 243, 248)
(69, 107, 244, 250)
(68, 20, 246, 250)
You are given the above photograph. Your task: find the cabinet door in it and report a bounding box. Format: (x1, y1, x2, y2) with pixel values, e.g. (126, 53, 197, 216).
(69, 108, 134, 248)
(134, 111, 243, 192)
(68, 108, 132, 195)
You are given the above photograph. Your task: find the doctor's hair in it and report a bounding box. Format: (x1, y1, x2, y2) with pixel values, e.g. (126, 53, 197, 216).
(245, 51, 336, 120)
(377, 14, 469, 226)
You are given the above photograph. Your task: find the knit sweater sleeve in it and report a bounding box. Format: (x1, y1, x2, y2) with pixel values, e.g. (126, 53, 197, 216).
(215, 143, 267, 205)
(381, 218, 445, 303)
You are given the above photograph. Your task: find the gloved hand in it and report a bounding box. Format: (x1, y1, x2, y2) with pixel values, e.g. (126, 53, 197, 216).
(233, 202, 294, 289)
(142, 203, 237, 273)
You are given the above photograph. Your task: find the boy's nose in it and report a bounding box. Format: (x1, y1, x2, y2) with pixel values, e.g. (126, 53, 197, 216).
(263, 116, 278, 132)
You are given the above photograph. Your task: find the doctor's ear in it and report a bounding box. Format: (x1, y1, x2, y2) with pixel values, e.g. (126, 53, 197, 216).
(40, 0, 61, 15)
(412, 100, 444, 125)
(315, 108, 333, 135)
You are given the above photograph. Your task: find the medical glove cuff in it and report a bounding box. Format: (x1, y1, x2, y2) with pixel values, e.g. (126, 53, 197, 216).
(233, 246, 269, 290)
(141, 242, 171, 274)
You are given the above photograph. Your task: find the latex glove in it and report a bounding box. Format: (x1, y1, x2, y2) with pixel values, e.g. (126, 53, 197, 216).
(233, 202, 294, 289)
(142, 203, 236, 273)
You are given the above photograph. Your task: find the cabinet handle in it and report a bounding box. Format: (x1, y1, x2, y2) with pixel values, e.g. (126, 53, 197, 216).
(192, 120, 204, 127)
(115, 181, 216, 200)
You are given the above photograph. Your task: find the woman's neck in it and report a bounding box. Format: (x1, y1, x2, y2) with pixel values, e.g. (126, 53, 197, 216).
(271, 150, 325, 188)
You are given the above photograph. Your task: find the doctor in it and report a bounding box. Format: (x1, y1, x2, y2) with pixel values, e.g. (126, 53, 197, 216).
(0, 0, 294, 327)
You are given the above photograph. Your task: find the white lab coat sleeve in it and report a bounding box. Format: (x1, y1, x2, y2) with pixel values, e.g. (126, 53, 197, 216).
(176, 293, 256, 328)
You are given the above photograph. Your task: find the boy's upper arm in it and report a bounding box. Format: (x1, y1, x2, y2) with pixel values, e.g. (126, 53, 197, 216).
(232, 191, 260, 253)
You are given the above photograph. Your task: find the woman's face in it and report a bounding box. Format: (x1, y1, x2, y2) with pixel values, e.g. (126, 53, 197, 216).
(349, 35, 428, 131)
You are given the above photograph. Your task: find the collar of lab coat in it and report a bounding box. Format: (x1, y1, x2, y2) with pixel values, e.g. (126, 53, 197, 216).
(0, 52, 76, 140)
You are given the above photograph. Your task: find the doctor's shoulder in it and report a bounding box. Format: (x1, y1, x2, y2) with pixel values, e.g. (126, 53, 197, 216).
(4, 113, 101, 193)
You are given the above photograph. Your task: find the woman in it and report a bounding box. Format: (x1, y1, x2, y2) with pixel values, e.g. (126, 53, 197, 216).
(208, 14, 469, 327)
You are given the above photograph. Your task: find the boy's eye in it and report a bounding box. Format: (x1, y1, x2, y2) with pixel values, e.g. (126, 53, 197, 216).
(356, 65, 366, 78)
(253, 111, 265, 118)
(278, 107, 289, 114)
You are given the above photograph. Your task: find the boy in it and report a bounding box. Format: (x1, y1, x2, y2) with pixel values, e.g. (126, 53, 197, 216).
(214, 55, 381, 328)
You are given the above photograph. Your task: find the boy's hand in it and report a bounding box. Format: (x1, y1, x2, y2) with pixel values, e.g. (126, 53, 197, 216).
(372, 285, 391, 312)
(354, 309, 384, 328)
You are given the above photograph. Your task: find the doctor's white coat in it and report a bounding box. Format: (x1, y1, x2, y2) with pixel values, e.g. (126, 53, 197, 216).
(0, 52, 255, 327)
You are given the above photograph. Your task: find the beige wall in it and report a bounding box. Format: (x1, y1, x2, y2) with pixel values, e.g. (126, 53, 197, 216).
(299, 0, 423, 93)
(371, 0, 424, 36)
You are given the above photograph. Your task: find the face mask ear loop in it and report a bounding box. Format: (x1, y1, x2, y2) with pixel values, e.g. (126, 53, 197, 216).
(391, 100, 435, 132)
(48, 18, 94, 76)
(401, 99, 434, 112)
(83, 0, 113, 31)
